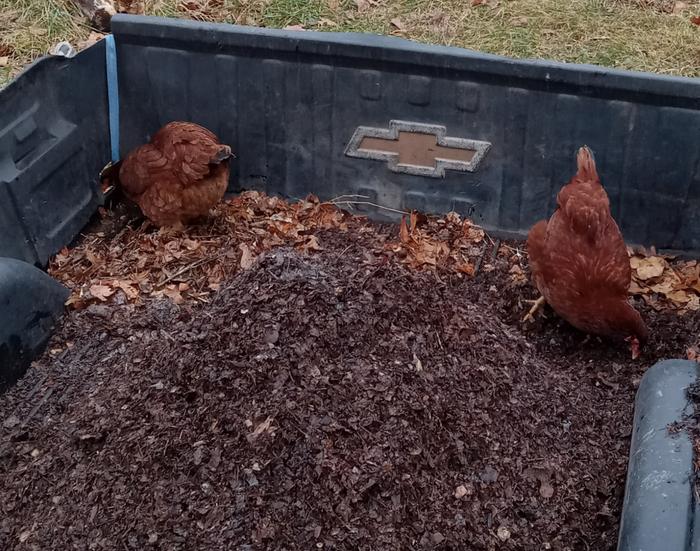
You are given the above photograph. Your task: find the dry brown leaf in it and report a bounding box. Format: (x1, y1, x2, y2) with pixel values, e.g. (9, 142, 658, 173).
(0, 43, 14, 57)
(415, 239, 450, 267)
(0, 56, 8, 67)
(353, 0, 370, 11)
(114, 279, 139, 300)
(117, 0, 145, 14)
(85, 250, 103, 267)
(89, 284, 115, 302)
(664, 290, 691, 303)
(456, 262, 475, 276)
(283, 24, 306, 31)
(633, 256, 666, 280)
(399, 216, 411, 244)
(629, 252, 700, 311)
(509, 264, 527, 283)
(390, 18, 406, 31)
(298, 235, 323, 252)
(628, 280, 648, 294)
(77, 32, 105, 50)
(463, 221, 484, 243)
(182, 238, 201, 251)
(65, 293, 85, 309)
(50, 190, 489, 310)
(692, 15, 700, 25)
(239, 243, 255, 270)
(409, 211, 419, 233)
(673, 1, 689, 14)
(649, 278, 677, 295)
(162, 285, 184, 304)
(248, 416, 275, 441)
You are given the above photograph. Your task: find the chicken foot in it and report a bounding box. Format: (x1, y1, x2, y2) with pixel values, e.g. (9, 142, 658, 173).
(522, 296, 546, 323)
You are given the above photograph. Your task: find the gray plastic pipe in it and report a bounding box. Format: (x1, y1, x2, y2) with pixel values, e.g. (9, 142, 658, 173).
(617, 359, 698, 551)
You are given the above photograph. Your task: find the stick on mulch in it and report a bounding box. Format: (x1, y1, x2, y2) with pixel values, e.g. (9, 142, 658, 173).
(1, 195, 699, 550)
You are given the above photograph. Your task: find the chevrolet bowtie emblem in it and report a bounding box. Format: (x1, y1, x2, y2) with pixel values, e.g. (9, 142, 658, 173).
(344, 120, 491, 178)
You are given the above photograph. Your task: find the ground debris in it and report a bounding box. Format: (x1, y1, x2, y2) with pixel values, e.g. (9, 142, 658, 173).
(2, 195, 700, 550)
(50, 193, 492, 312)
(50, 192, 361, 310)
(628, 249, 700, 311)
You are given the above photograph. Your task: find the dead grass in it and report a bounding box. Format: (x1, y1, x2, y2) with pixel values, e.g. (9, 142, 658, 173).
(1, 0, 699, 87)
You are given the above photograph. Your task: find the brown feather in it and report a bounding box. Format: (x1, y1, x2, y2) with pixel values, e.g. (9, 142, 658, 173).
(117, 122, 233, 227)
(526, 146, 648, 349)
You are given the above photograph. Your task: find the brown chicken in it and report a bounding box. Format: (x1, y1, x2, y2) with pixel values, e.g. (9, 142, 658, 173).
(109, 122, 233, 227)
(525, 146, 648, 358)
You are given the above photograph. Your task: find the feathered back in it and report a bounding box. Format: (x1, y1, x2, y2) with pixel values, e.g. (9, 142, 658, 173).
(525, 145, 648, 349)
(152, 122, 232, 188)
(556, 146, 611, 243)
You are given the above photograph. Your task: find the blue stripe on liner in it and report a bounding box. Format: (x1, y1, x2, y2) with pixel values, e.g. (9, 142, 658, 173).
(105, 34, 120, 163)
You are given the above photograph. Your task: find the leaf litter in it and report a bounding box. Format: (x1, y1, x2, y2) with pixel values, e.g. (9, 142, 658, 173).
(50, 192, 359, 310)
(628, 248, 700, 311)
(50, 191, 698, 316)
(2, 193, 700, 549)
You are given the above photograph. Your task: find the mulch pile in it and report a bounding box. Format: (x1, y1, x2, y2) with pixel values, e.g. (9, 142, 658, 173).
(1, 193, 699, 550)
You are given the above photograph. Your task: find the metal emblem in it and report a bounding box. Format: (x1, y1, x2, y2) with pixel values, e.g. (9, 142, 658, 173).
(345, 120, 491, 178)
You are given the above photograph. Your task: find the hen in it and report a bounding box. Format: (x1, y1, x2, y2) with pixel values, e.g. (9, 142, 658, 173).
(106, 122, 233, 228)
(525, 146, 648, 358)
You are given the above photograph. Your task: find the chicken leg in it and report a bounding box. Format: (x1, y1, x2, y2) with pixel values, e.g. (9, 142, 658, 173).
(522, 296, 546, 323)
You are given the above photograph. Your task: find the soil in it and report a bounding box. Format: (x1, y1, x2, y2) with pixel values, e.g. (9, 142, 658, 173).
(1, 219, 700, 550)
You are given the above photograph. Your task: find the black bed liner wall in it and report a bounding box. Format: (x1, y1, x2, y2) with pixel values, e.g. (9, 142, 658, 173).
(1, 15, 700, 267)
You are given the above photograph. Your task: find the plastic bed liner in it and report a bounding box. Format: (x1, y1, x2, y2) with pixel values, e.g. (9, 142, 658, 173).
(0, 14, 699, 550)
(617, 359, 699, 551)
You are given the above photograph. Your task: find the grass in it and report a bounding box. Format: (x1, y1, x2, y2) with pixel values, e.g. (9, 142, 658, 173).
(1, 0, 699, 87)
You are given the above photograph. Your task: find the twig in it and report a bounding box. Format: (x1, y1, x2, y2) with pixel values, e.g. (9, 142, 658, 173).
(473, 250, 485, 276)
(158, 253, 225, 286)
(490, 239, 501, 262)
(329, 197, 410, 217)
(435, 329, 444, 352)
(328, 194, 371, 202)
(18, 388, 54, 431)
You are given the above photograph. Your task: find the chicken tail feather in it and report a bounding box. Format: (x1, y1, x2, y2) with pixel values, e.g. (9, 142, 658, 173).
(575, 146, 599, 183)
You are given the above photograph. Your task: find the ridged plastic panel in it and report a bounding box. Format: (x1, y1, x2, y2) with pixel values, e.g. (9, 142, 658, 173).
(111, 16, 700, 252)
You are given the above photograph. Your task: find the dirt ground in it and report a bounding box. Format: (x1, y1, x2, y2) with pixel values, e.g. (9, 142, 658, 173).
(1, 199, 699, 550)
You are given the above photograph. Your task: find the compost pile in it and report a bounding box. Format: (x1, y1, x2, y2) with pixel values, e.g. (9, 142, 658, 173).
(1, 194, 700, 551)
